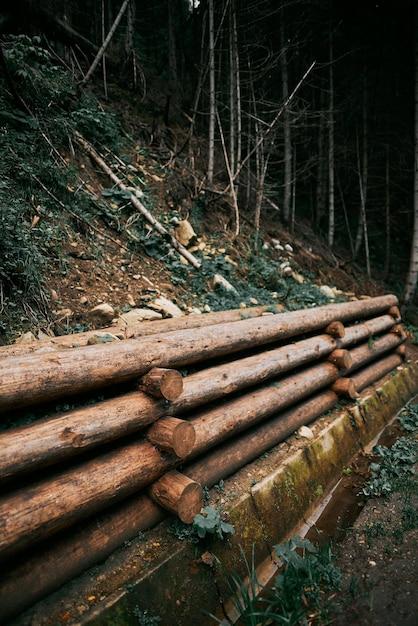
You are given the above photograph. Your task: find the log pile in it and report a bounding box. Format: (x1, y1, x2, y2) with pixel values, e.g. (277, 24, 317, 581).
(0, 294, 407, 621)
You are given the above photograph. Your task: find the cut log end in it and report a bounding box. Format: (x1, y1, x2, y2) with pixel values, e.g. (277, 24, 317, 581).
(325, 321, 345, 338)
(147, 417, 196, 458)
(396, 344, 407, 359)
(327, 349, 352, 370)
(331, 378, 359, 399)
(388, 305, 401, 321)
(390, 324, 407, 341)
(149, 471, 203, 524)
(139, 368, 183, 401)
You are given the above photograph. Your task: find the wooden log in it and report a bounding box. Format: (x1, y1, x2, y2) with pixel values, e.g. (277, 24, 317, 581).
(325, 321, 345, 338)
(351, 353, 403, 392)
(149, 471, 203, 523)
(0, 304, 286, 360)
(0, 391, 338, 622)
(388, 305, 401, 320)
(0, 295, 398, 411)
(327, 349, 352, 370)
(147, 417, 196, 458)
(138, 368, 183, 401)
(347, 332, 403, 373)
(0, 361, 341, 558)
(339, 314, 395, 347)
(331, 378, 358, 399)
(0, 346, 403, 622)
(0, 314, 396, 481)
(390, 323, 407, 340)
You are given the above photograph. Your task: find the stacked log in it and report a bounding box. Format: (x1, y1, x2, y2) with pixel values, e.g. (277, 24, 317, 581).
(0, 314, 397, 480)
(0, 294, 397, 410)
(0, 294, 407, 621)
(0, 353, 404, 623)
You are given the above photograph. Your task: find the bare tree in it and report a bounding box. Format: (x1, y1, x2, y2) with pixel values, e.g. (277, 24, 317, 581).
(328, 29, 335, 247)
(207, 0, 215, 185)
(404, 7, 418, 305)
(280, 9, 292, 223)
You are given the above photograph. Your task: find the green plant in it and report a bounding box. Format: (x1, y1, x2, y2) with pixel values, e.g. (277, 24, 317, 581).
(193, 506, 235, 540)
(362, 437, 418, 497)
(398, 403, 418, 432)
(132, 607, 161, 625)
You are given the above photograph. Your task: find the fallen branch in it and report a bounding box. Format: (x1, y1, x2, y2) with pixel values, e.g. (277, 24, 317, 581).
(74, 132, 201, 268)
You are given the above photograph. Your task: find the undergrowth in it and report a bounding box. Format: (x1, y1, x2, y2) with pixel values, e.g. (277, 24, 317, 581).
(211, 537, 341, 626)
(0, 35, 123, 340)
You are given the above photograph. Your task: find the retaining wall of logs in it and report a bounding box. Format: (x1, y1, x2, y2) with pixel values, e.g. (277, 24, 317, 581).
(0, 294, 407, 621)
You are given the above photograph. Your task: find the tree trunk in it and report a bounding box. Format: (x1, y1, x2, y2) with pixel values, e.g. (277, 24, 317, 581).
(328, 30, 335, 247)
(81, 0, 130, 85)
(352, 353, 402, 392)
(281, 11, 292, 223)
(0, 296, 398, 411)
(404, 8, 418, 305)
(0, 303, 286, 360)
(207, 0, 215, 185)
(347, 332, 404, 373)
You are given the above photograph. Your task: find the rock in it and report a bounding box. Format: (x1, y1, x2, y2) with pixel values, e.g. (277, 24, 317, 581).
(148, 296, 184, 318)
(271, 238, 281, 247)
(55, 308, 73, 320)
(126, 294, 136, 307)
(283, 266, 293, 276)
(224, 255, 238, 267)
(285, 243, 293, 252)
(14, 331, 37, 345)
(116, 308, 163, 327)
(80, 296, 88, 305)
(37, 330, 51, 341)
(298, 425, 314, 439)
(88, 303, 115, 325)
(291, 271, 305, 284)
(319, 285, 336, 299)
(240, 302, 247, 308)
(87, 333, 120, 345)
(50, 289, 59, 302)
(189, 307, 202, 315)
(211, 273, 239, 295)
(249, 297, 258, 305)
(174, 220, 196, 247)
(203, 304, 211, 312)
(262, 242, 270, 250)
(132, 274, 141, 280)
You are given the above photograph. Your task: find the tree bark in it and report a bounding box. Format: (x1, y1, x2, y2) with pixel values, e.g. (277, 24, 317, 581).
(0, 303, 286, 360)
(331, 378, 358, 399)
(281, 10, 292, 223)
(325, 321, 345, 338)
(139, 368, 183, 401)
(328, 29, 335, 247)
(347, 332, 404, 373)
(207, 0, 215, 185)
(0, 295, 398, 411)
(352, 353, 402, 392)
(149, 471, 202, 523)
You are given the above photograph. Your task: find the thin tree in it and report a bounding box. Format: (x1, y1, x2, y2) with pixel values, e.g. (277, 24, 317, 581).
(384, 144, 391, 279)
(280, 9, 292, 223)
(328, 29, 335, 247)
(404, 7, 418, 305)
(207, 0, 216, 185)
(81, 0, 130, 85)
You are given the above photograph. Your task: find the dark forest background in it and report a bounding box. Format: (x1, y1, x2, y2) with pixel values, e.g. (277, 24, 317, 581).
(0, 0, 416, 323)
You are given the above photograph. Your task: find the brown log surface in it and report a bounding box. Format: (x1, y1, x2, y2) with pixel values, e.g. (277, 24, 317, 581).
(147, 417, 196, 458)
(0, 314, 396, 480)
(139, 368, 183, 401)
(0, 295, 397, 411)
(352, 353, 402, 391)
(0, 305, 286, 360)
(149, 471, 203, 523)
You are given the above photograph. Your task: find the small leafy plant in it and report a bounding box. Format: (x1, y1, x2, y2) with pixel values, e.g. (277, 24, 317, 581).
(398, 403, 418, 432)
(193, 506, 235, 540)
(362, 437, 418, 497)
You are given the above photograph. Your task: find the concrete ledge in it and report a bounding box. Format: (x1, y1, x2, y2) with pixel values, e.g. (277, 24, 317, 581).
(15, 361, 418, 626)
